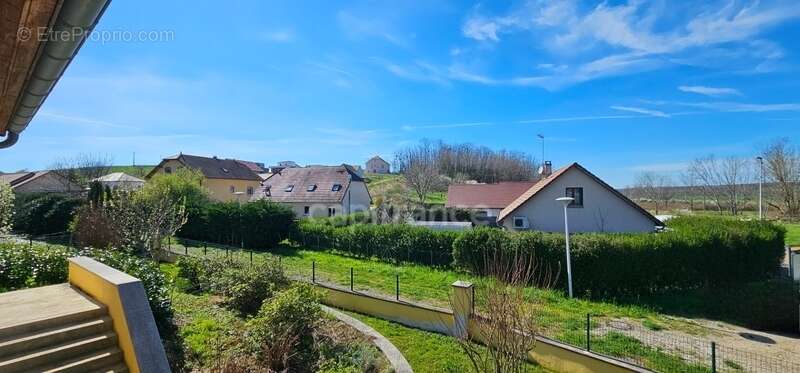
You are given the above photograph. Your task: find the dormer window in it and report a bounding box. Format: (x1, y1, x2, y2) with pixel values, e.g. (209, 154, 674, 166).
(285, 185, 294, 192)
(332, 184, 342, 191)
(221, 167, 229, 173)
(307, 184, 317, 192)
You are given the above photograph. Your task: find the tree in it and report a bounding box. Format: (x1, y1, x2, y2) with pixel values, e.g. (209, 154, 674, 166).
(762, 138, 800, 217)
(140, 168, 210, 238)
(395, 140, 443, 205)
(633, 172, 674, 214)
(0, 181, 13, 235)
(451, 246, 546, 373)
(109, 190, 187, 258)
(689, 155, 752, 215)
(50, 153, 113, 189)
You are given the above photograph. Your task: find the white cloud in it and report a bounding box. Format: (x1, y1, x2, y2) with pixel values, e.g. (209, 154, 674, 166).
(462, 17, 501, 42)
(678, 85, 742, 97)
(680, 101, 800, 112)
(338, 11, 409, 47)
(260, 30, 294, 43)
(610, 106, 670, 118)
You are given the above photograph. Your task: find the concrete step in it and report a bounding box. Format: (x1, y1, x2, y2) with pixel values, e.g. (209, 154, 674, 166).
(0, 332, 118, 373)
(0, 317, 113, 359)
(40, 347, 124, 373)
(0, 307, 107, 341)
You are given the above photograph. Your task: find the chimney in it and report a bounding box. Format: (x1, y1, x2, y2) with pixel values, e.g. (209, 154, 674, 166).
(540, 161, 552, 178)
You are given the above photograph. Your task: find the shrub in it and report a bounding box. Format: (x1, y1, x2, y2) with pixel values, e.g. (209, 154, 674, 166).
(453, 217, 786, 297)
(183, 256, 289, 314)
(12, 193, 84, 235)
(296, 222, 459, 266)
(0, 242, 75, 290)
(180, 200, 296, 249)
(0, 181, 12, 235)
(246, 284, 323, 371)
(71, 205, 120, 249)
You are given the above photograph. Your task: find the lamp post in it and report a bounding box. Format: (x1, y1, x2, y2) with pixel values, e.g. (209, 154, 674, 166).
(756, 156, 763, 220)
(556, 196, 574, 298)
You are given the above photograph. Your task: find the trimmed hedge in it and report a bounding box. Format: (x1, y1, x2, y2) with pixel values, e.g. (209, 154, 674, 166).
(180, 200, 296, 249)
(453, 217, 785, 297)
(12, 193, 84, 235)
(296, 221, 459, 266)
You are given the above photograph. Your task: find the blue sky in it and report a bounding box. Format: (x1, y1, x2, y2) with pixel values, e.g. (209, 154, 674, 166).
(3, 0, 800, 186)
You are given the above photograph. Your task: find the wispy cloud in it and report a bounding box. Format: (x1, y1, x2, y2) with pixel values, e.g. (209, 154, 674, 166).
(259, 30, 295, 43)
(38, 112, 136, 129)
(678, 101, 800, 113)
(610, 106, 670, 118)
(338, 11, 410, 48)
(401, 113, 648, 131)
(678, 85, 742, 97)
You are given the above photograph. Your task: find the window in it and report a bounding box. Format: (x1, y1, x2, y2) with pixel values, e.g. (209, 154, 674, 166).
(332, 184, 342, 191)
(513, 216, 528, 229)
(229, 186, 235, 193)
(328, 207, 336, 217)
(285, 185, 294, 192)
(247, 186, 254, 195)
(303, 206, 310, 216)
(307, 184, 317, 192)
(566, 187, 584, 208)
(164, 166, 172, 174)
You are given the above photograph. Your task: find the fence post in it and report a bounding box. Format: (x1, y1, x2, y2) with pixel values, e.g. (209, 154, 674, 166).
(396, 274, 399, 301)
(226, 248, 229, 258)
(203, 243, 207, 256)
(250, 251, 253, 264)
(167, 236, 171, 251)
(185, 245, 188, 255)
(312, 261, 316, 283)
(586, 313, 591, 351)
(711, 342, 716, 373)
(29, 238, 32, 248)
(350, 267, 354, 292)
(452, 281, 474, 339)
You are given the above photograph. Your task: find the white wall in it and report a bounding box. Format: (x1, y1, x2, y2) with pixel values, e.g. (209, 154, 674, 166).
(344, 181, 371, 214)
(501, 168, 656, 233)
(284, 202, 345, 218)
(366, 160, 390, 173)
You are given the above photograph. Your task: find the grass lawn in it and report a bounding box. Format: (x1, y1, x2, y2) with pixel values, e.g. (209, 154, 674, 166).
(783, 222, 800, 247)
(345, 311, 550, 373)
(168, 241, 720, 372)
(108, 165, 154, 177)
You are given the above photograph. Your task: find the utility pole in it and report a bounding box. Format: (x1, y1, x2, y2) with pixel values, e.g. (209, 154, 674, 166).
(756, 156, 763, 219)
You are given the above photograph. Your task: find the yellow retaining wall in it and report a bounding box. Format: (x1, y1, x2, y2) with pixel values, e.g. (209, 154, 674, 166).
(313, 282, 646, 373)
(68, 259, 140, 373)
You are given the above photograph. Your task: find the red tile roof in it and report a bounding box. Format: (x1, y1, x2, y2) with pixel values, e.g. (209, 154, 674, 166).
(445, 181, 538, 209)
(258, 165, 365, 203)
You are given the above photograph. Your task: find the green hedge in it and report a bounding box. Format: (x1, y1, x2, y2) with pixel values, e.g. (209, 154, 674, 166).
(453, 217, 785, 297)
(179, 200, 296, 249)
(12, 193, 84, 235)
(296, 222, 459, 266)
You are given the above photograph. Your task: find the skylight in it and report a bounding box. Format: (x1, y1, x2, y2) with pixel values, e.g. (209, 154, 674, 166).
(332, 184, 342, 191)
(285, 185, 294, 192)
(307, 184, 317, 192)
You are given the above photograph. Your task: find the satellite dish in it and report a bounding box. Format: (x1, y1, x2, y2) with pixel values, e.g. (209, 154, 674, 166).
(537, 166, 545, 175)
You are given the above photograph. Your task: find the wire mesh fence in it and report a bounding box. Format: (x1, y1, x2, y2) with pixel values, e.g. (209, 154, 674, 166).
(7, 234, 797, 373)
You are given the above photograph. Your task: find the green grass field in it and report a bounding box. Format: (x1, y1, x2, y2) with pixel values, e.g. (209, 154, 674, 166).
(108, 165, 155, 177)
(363, 172, 447, 206)
(783, 223, 800, 247)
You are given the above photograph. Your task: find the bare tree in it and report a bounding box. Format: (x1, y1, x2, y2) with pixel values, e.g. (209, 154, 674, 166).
(450, 247, 549, 373)
(762, 138, 800, 217)
(395, 140, 442, 205)
(107, 190, 187, 258)
(50, 153, 113, 188)
(679, 170, 697, 211)
(633, 171, 674, 214)
(689, 155, 752, 215)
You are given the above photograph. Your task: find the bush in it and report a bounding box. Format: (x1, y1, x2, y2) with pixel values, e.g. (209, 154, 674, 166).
(0, 242, 75, 290)
(180, 200, 296, 249)
(0, 181, 12, 235)
(12, 193, 84, 235)
(296, 221, 459, 266)
(246, 284, 324, 371)
(453, 217, 786, 297)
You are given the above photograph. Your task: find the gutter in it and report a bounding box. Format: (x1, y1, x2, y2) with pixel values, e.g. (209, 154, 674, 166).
(0, 0, 111, 149)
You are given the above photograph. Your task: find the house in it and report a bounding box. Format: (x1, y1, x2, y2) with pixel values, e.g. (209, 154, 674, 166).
(0, 171, 81, 194)
(497, 162, 663, 233)
(256, 165, 371, 218)
(92, 172, 145, 191)
(366, 156, 390, 174)
(147, 154, 262, 202)
(445, 181, 538, 225)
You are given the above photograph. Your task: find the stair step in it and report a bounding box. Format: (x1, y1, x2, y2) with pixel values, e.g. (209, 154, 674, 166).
(94, 362, 129, 373)
(40, 347, 124, 373)
(0, 332, 118, 373)
(0, 308, 108, 341)
(0, 317, 113, 359)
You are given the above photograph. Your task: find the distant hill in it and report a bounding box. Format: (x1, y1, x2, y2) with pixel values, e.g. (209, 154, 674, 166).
(363, 172, 447, 206)
(108, 165, 155, 178)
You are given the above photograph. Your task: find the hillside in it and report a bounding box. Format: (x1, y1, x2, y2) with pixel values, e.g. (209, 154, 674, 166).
(363, 172, 447, 206)
(108, 165, 155, 178)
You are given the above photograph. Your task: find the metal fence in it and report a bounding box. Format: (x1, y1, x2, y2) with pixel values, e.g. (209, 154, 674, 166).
(7, 234, 797, 373)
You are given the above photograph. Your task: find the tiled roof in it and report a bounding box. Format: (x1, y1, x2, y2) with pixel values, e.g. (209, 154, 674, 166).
(0, 172, 33, 186)
(235, 160, 267, 173)
(367, 156, 388, 164)
(148, 154, 261, 181)
(258, 165, 363, 203)
(497, 162, 663, 226)
(445, 181, 537, 209)
(93, 172, 144, 183)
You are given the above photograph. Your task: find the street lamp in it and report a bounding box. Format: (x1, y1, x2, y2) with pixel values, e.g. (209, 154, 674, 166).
(556, 196, 574, 298)
(756, 156, 763, 220)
